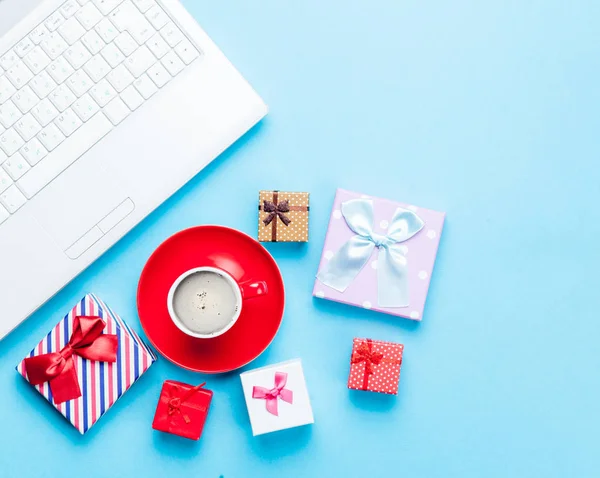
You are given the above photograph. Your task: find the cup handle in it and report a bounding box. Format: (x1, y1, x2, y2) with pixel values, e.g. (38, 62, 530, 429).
(239, 280, 268, 300)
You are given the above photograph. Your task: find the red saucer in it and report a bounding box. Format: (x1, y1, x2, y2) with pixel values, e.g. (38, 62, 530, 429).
(137, 226, 285, 373)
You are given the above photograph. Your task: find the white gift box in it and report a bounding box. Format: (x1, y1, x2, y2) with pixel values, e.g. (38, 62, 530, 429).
(240, 359, 314, 436)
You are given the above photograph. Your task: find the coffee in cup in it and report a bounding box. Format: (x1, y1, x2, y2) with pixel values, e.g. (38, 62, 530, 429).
(167, 266, 267, 339)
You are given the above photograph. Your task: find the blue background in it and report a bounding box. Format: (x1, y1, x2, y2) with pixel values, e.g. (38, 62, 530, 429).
(1, 1, 598, 476)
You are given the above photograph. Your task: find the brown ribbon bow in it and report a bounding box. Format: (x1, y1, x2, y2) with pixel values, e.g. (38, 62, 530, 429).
(262, 200, 292, 227)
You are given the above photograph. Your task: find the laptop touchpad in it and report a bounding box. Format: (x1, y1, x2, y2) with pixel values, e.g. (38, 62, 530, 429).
(29, 155, 128, 252)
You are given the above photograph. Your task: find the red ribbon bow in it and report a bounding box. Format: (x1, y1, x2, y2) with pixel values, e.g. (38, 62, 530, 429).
(24, 316, 118, 404)
(167, 382, 207, 424)
(352, 340, 384, 376)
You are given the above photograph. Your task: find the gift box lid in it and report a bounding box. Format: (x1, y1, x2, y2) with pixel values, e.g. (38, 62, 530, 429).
(314, 188, 445, 320)
(240, 359, 314, 436)
(152, 380, 213, 440)
(16, 294, 157, 434)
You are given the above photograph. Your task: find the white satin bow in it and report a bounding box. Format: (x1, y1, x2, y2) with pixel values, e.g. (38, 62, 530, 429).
(317, 198, 424, 307)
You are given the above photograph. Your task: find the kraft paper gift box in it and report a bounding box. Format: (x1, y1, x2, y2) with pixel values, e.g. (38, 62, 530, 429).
(258, 190, 310, 242)
(240, 359, 314, 436)
(152, 380, 213, 440)
(348, 338, 404, 395)
(314, 189, 445, 320)
(16, 294, 157, 434)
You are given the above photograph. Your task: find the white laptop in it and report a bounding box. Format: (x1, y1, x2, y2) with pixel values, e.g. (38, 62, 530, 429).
(0, 0, 267, 339)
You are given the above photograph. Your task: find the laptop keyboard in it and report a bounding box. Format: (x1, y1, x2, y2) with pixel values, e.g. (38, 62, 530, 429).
(0, 0, 201, 225)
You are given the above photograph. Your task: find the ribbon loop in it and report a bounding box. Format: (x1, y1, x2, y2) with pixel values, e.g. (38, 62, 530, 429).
(263, 200, 292, 227)
(317, 198, 424, 308)
(165, 382, 206, 423)
(252, 371, 293, 416)
(23, 316, 118, 404)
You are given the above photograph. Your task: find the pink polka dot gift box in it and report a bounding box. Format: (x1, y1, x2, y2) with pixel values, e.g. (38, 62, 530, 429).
(348, 338, 404, 395)
(314, 189, 445, 320)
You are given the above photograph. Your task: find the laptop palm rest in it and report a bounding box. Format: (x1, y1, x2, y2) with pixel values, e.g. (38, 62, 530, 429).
(28, 149, 131, 254)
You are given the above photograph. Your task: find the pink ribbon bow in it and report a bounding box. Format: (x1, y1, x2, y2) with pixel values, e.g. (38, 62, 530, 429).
(252, 371, 293, 416)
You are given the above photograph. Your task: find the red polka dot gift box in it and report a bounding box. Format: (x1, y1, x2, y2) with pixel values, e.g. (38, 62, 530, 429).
(348, 338, 404, 395)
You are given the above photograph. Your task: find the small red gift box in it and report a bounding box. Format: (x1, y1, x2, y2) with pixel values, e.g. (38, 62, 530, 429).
(347, 338, 404, 395)
(152, 380, 213, 440)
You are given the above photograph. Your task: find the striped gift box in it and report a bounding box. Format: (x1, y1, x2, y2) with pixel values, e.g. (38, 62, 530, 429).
(16, 294, 157, 434)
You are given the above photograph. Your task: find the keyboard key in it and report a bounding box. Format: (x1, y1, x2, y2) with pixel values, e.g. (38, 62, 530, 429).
(14, 114, 42, 141)
(106, 64, 134, 92)
(83, 54, 111, 81)
(5, 61, 34, 88)
(0, 101, 23, 128)
(120, 85, 143, 110)
(0, 50, 18, 71)
(90, 79, 117, 107)
(66, 70, 93, 96)
(0, 185, 26, 213)
(174, 40, 199, 65)
(93, 0, 126, 15)
(145, 5, 168, 29)
(46, 56, 75, 84)
(109, 1, 142, 31)
(0, 204, 9, 223)
(23, 47, 51, 74)
(160, 22, 183, 47)
(146, 33, 169, 59)
(2, 152, 30, 179)
(64, 42, 92, 69)
(95, 18, 119, 43)
(0, 77, 17, 105)
(20, 138, 48, 166)
(115, 32, 138, 56)
(29, 25, 51, 45)
(161, 50, 184, 76)
(81, 30, 105, 54)
(146, 62, 169, 87)
(103, 97, 129, 124)
(12, 86, 40, 113)
(49, 84, 77, 112)
(0, 128, 24, 155)
(40, 32, 69, 59)
(30, 71, 58, 98)
(89, 78, 117, 106)
(132, 72, 156, 99)
(18, 113, 112, 198)
(72, 93, 100, 121)
(100, 43, 125, 67)
(60, 0, 81, 18)
(132, 0, 155, 13)
(31, 99, 59, 126)
(45, 12, 66, 32)
(75, 3, 103, 30)
(37, 123, 65, 151)
(58, 17, 86, 45)
(78, 0, 91, 4)
(55, 108, 83, 136)
(15, 38, 35, 58)
(129, 18, 154, 44)
(0, 167, 12, 193)
(124, 44, 154, 77)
